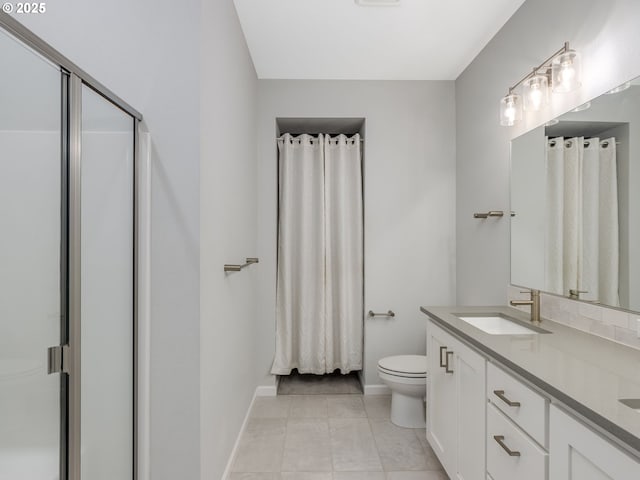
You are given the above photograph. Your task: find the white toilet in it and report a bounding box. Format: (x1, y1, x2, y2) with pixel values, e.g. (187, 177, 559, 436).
(377, 354, 427, 428)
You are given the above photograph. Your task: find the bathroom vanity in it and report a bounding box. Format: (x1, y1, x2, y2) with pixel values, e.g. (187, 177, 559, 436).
(421, 305, 640, 480)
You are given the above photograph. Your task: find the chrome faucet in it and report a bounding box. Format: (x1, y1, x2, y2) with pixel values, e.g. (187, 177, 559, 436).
(510, 289, 541, 323)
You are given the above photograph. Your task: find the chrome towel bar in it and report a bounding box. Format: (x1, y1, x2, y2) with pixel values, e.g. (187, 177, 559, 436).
(473, 211, 517, 219)
(473, 210, 504, 219)
(367, 310, 395, 318)
(224, 257, 259, 272)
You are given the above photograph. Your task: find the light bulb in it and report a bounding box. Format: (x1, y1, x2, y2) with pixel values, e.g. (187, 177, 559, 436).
(523, 74, 549, 111)
(499, 93, 522, 126)
(505, 103, 515, 121)
(560, 65, 575, 89)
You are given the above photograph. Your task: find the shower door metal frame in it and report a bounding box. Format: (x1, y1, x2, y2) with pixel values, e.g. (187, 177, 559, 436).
(0, 12, 142, 480)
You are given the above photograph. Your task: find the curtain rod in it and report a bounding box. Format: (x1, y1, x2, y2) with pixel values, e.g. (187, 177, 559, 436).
(276, 136, 364, 142)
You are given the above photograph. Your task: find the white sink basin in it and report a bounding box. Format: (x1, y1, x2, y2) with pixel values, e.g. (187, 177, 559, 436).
(457, 315, 541, 335)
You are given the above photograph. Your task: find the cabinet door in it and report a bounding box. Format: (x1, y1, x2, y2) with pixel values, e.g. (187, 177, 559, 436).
(456, 340, 486, 480)
(549, 405, 640, 479)
(427, 321, 457, 477)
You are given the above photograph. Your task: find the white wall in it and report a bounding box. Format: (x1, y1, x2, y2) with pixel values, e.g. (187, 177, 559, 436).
(199, 1, 260, 479)
(456, 0, 640, 305)
(256, 81, 456, 386)
(12, 2, 202, 479)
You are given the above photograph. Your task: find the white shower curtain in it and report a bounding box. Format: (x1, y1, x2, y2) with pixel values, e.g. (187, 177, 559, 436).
(272, 133, 363, 375)
(545, 137, 619, 306)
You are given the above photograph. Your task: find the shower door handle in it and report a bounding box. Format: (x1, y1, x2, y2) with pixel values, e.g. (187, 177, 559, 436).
(47, 345, 69, 374)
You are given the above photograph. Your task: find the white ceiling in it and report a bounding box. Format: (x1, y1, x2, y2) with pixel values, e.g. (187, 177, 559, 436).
(233, 0, 526, 80)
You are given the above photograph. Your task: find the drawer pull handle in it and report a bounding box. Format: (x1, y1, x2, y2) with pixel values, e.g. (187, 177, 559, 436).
(445, 350, 454, 374)
(493, 435, 521, 457)
(439, 346, 447, 367)
(493, 390, 521, 407)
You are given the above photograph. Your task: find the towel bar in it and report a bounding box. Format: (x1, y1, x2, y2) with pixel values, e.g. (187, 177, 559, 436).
(473, 210, 517, 219)
(473, 210, 504, 219)
(224, 257, 259, 272)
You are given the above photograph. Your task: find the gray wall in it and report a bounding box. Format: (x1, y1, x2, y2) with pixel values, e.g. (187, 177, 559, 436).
(456, 0, 640, 305)
(199, 1, 260, 479)
(256, 80, 457, 386)
(14, 2, 201, 479)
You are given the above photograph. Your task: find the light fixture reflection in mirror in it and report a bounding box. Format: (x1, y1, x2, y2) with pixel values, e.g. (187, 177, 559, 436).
(571, 101, 591, 112)
(606, 81, 631, 94)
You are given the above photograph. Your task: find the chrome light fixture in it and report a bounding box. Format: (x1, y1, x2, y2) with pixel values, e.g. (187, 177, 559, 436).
(499, 42, 582, 126)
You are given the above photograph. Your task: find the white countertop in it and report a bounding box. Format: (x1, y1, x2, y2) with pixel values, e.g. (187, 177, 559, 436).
(421, 305, 640, 456)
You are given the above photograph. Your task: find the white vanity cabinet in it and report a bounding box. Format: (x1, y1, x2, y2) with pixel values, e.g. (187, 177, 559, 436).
(549, 405, 640, 479)
(486, 363, 549, 480)
(424, 311, 640, 480)
(427, 319, 486, 480)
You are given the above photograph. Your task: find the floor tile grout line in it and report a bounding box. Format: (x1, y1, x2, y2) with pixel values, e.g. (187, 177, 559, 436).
(278, 407, 291, 473)
(367, 416, 387, 472)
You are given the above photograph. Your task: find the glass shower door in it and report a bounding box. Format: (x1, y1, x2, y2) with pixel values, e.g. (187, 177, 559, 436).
(0, 30, 63, 480)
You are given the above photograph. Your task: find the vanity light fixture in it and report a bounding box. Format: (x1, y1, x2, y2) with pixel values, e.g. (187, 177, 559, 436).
(605, 81, 631, 94)
(499, 42, 582, 126)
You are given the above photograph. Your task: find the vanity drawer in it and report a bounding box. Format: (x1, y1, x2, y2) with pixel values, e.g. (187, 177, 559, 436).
(487, 403, 548, 480)
(487, 362, 548, 447)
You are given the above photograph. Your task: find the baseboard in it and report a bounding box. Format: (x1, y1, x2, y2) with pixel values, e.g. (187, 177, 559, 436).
(255, 384, 277, 397)
(221, 389, 258, 480)
(364, 384, 391, 395)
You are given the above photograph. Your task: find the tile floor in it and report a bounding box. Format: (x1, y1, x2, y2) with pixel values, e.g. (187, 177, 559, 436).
(228, 395, 447, 479)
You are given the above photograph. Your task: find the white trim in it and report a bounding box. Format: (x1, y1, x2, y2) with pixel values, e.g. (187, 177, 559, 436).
(364, 384, 391, 395)
(137, 129, 152, 480)
(255, 385, 278, 397)
(221, 389, 259, 480)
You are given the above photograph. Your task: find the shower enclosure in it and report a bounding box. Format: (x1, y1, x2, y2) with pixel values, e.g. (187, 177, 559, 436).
(0, 14, 139, 480)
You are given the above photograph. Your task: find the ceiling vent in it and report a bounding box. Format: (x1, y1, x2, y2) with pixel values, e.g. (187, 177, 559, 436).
(355, 0, 401, 6)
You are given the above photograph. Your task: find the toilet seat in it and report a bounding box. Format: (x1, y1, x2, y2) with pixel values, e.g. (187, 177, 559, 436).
(377, 355, 426, 378)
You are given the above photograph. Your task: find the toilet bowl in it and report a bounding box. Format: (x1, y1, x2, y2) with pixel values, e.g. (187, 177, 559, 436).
(377, 354, 427, 428)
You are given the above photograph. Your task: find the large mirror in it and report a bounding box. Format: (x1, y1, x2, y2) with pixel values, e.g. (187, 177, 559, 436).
(511, 76, 640, 312)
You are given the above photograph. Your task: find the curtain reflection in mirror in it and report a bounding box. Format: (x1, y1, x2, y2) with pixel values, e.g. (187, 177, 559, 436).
(545, 137, 619, 306)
